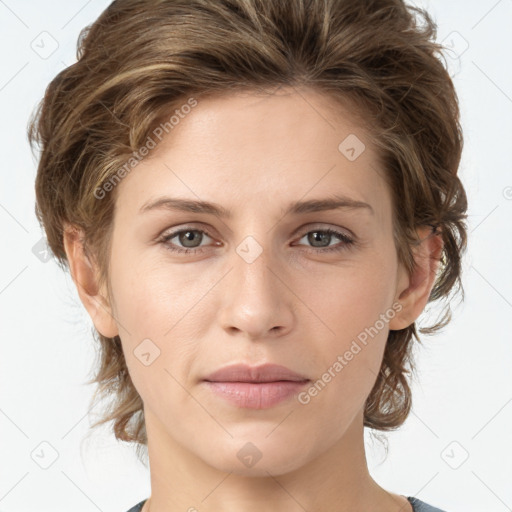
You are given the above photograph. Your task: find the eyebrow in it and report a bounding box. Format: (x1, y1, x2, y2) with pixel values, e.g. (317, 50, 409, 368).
(139, 194, 374, 218)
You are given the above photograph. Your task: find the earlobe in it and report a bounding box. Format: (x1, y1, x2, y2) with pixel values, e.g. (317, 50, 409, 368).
(389, 226, 443, 331)
(62, 223, 119, 338)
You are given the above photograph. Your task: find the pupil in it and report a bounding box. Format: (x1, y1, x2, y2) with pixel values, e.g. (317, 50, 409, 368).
(309, 231, 329, 247)
(180, 231, 201, 248)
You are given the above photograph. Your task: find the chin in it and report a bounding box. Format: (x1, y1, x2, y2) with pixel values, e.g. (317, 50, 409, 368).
(198, 435, 314, 477)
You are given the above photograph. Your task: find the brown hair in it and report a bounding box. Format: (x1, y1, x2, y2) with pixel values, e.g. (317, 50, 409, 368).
(28, 0, 468, 461)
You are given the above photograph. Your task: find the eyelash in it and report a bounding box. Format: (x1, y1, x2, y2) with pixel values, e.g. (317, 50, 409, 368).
(157, 226, 355, 255)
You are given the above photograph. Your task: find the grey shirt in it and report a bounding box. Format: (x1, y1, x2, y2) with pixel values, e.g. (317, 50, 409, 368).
(125, 496, 448, 511)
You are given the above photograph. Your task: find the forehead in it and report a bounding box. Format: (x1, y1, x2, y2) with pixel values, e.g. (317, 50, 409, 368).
(114, 87, 391, 225)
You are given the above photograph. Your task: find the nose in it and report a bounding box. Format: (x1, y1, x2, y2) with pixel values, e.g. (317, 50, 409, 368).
(218, 240, 295, 341)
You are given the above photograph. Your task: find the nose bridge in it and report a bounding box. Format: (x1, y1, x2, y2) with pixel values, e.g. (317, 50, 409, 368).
(219, 234, 293, 338)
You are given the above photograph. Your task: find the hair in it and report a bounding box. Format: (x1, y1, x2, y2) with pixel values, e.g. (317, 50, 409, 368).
(28, 0, 468, 462)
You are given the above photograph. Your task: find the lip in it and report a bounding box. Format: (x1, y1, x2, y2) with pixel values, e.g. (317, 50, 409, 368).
(203, 363, 309, 383)
(203, 363, 310, 409)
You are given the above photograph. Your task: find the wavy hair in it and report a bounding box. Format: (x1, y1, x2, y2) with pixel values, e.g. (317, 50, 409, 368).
(28, 0, 468, 462)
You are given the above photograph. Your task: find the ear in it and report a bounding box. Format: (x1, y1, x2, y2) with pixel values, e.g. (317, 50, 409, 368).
(389, 225, 443, 331)
(62, 223, 119, 338)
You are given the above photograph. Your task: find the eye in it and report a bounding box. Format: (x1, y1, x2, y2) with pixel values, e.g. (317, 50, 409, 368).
(158, 227, 216, 254)
(157, 226, 356, 255)
(294, 228, 355, 253)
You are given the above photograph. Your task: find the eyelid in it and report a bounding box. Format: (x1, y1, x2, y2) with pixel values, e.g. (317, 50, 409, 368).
(294, 222, 355, 240)
(158, 222, 354, 242)
(157, 222, 215, 239)
(157, 225, 216, 245)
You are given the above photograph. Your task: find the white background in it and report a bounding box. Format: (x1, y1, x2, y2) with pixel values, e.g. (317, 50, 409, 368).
(0, 1, 511, 511)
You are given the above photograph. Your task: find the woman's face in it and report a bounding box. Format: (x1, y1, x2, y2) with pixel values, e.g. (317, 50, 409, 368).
(105, 87, 409, 475)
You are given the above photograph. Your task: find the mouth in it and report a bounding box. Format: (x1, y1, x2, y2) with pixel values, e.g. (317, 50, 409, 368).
(202, 363, 310, 409)
(203, 381, 310, 409)
(203, 363, 309, 383)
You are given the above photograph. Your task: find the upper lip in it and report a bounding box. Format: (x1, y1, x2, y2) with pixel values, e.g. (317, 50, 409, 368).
(203, 363, 309, 383)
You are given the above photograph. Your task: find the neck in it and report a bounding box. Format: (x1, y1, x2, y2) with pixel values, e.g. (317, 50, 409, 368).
(140, 407, 410, 512)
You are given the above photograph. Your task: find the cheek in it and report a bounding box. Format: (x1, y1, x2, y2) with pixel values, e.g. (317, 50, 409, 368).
(305, 253, 397, 338)
(107, 251, 214, 394)
(110, 250, 207, 336)
(298, 248, 396, 394)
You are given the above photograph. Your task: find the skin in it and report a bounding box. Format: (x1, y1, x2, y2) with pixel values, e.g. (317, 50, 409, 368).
(64, 86, 442, 512)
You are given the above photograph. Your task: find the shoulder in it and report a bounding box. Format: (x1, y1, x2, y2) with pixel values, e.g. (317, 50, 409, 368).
(125, 499, 147, 512)
(408, 496, 449, 512)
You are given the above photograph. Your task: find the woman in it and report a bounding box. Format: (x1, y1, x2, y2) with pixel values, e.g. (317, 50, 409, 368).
(28, 0, 467, 510)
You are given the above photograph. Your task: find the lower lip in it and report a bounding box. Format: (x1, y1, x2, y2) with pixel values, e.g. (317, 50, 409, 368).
(204, 380, 309, 409)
